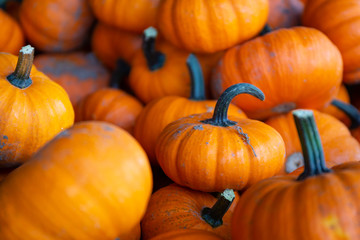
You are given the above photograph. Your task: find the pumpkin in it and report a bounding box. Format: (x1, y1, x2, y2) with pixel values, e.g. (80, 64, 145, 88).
(117, 224, 141, 240)
(133, 54, 246, 164)
(92, 22, 142, 69)
(0, 45, 74, 167)
(4, 0, 21, 20)
(157, 0, 269, 53)
(232, 110, 360, 240)
(141, 184, 238, 240)
(34, 52, 110, 107)
(211, 27, 343, 120)
(0, 121, 152, 239)
(0, 9, 24, 54)
(149, 229, 224, 240)
(89, 0, 161, 33)
(156, 83, 285, 192)
(266, 109, 360, 174)
(19, 0, 94, 52)
(302, 0, 360, 84)
(268, 0, 304, 29)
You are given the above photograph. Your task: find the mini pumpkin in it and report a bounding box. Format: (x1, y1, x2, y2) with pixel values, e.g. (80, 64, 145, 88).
(0, 9, 24, 54)
(156, 83, 285, 192)
(0, 45, 74, 167)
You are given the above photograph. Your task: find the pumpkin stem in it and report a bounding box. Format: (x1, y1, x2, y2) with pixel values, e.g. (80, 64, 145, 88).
(202, 83, 265, 127)
(293, 110, 332, 181)
(201, 189, 235, 228)
(109, 59, 131, 89)
(186, 54, 206, 100)
(7, 45, 34, 89)
(142, 27, 166, 71)
(259, 24, 272, 36)
(331, 100, 360, 129)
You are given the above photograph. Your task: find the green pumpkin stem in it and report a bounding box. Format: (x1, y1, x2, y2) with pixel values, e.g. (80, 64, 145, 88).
(186, 54, 206, 100)
(202, 83, 265, 127)
(293, 110, 332, 181)
(142, 27, 166, 71)
(109, 59, 131, 89)
(331, 99, 360, 129)
(7, 45, 34, 89)
(259, 24, 272, 36)
(201, 189, 235, 228)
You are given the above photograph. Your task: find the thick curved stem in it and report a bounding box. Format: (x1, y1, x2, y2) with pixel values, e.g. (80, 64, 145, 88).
(109, 59, 131, 89)
(142, 27, 165, 71)
(259, 24, 272, 36)
(201, 189, 235, 228)
(202, 83, 265, 127)
(331, 99, 360, 129)
(293, 110, 332, 181)
(186, 54, 206, 100)
(7, 45, 34, 89)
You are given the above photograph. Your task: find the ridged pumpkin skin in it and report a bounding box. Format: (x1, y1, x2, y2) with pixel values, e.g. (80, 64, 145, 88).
(19, 0, 94, 52)
(0, 51, 74, 167)
(212, 27, 343, 120)
(34, 52, 110, 107)
(268, 0, 304, 29)
(89, 0, 161, 33)
(0, 9, 24, 54)
(303, 0, 360, 84)
(91, 23, 142, 69)
(141, 184, 239, 240)
(75, 88, 143, 134)
(232, 161, 360, 240)
(266, 110, 360, 174)
(0, 122, 152, 239)
(149, 229, 224, 240)
(157, 0, 269, 53)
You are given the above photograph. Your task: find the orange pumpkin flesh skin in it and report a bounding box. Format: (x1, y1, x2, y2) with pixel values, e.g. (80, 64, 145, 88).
(156, 83, 285, 192)
(0, 45, 74, 167)
(232, 110, 360, 240)
(134, 54, 246, 164)
(268, 0, 304, 29)
(0, 121, 152, 239)
(0, 9, 24, 54)
(149, 229, 224, 240)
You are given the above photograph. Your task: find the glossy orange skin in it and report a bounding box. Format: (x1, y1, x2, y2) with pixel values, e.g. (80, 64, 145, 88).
(34, 52, 110, 107)
(0, 52, 74, 167)
(89, 0, 161, 33)
(156, 113, 285, 192)
(268, 0, 304, 29)
(75, 88, 143, 134)
(266, 110, 360, 175)
(134, 96, 246, 164)
(157, 0, 269, 53)
(92, 22, 142, 69)
(232, 161, 360, 240)
(0, 121, 152, 239)
(19, 0, 94, 52)
(0, 9, 24, 54)
(212, 27, 343, 120)
(141, 184, 239, 240)
(149, 229, 224, 240)
(303, 0, 360, 84)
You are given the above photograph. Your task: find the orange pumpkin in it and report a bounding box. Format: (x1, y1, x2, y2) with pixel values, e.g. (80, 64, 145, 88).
(232, 110, 360, 240)
(118, 224, 141, 240)
(211, 27, 343, 120)
(0, 121, 152, 239)
(0, 9, 24, 54)
(91, 22, 142, 69)
(19, 0, 94, 52)
(268, 0, 304, 29)
(303, 0, 360, 84)
(149, 229, 224, 240)
(157, 0, 269, 53)
(141, 184, 238, 240)
(34, 52, 110, 107)
(156, 83, 285, 192)
(89, 0, 161, 33)
(0, 45, 74, 167)
(266, 109, 360, 174)
(133, 54, 246, 164)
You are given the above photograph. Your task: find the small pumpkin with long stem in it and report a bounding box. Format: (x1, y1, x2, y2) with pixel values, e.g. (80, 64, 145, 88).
(156, 83, 285, 192)
(134, 54, 246, 164)
(141, 184, 238, 240)
(232, 109, 360, 240)
(0, 45, 74, 167)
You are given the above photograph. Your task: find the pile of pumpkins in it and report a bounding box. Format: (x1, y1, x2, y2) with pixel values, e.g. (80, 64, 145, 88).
(1, 0, 360, 239)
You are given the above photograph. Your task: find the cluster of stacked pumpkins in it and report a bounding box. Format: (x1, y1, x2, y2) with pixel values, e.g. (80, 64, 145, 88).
(1, 0, 360, 239)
